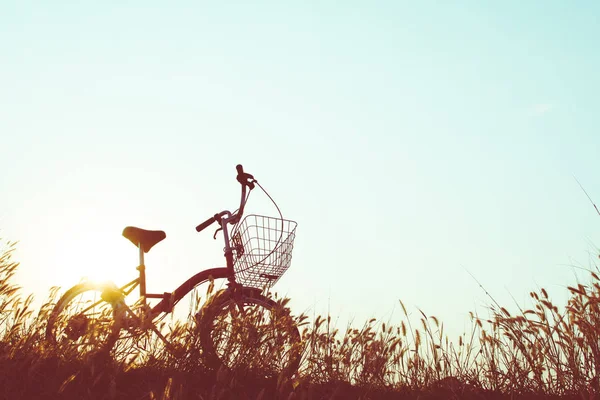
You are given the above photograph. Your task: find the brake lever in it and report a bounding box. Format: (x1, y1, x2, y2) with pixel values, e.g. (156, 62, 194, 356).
(213, 227, 222, 240)
(236, 169, 256, 190)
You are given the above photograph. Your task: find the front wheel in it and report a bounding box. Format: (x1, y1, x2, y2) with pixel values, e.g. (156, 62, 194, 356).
(45, 282, 122, 358)
(198, 287, 302, 378)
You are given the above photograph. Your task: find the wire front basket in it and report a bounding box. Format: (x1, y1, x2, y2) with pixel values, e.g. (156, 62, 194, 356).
(231, 214, 297, 289)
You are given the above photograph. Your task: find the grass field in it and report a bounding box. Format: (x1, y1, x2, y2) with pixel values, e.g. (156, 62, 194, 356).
(1, 237, 599, 400)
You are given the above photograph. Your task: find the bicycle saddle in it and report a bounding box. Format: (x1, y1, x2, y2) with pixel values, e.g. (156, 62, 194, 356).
(122, 226, 166, 253)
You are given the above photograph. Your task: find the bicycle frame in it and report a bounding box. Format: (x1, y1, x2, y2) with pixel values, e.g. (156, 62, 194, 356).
(111, 267, 229, 327)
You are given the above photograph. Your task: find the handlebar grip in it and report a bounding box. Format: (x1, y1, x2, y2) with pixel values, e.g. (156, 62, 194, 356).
(196, 216, 216, 232)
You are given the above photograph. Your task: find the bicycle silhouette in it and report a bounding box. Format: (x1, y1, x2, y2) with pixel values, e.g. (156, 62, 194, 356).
(46, 165, 301, 376)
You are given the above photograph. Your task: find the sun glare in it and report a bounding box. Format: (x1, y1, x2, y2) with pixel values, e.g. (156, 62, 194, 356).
(35, 204, 141, 291)
(55, 229, 135, 286)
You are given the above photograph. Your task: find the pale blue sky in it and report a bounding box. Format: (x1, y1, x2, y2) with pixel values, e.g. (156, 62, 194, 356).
(1, 1, 600, 339)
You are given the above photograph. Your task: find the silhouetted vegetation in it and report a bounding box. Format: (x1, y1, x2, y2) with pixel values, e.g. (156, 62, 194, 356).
(1, 236, 599, 399)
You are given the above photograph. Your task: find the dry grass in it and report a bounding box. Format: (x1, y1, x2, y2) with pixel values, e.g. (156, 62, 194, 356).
(0, 236, 598, 399)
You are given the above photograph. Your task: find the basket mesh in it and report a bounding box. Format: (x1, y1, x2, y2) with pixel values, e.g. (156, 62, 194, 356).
(231, 214, 297, 289)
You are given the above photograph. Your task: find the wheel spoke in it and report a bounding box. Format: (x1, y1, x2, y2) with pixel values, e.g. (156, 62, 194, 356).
(46, 284, 120, 358)
(199, 288, 301, 377)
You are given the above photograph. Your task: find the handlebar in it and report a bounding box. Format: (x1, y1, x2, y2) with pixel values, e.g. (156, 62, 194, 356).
(196, 164, 256, 233)
(195, 215, 217, 233)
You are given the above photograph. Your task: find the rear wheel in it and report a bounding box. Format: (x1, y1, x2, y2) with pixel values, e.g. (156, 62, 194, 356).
(199, 287, 301, 378)
(46, 283, 122, 358)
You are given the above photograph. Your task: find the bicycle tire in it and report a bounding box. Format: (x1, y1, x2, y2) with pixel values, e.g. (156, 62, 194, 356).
(198, 287, 301, 378)
(46, 282, 122, 358)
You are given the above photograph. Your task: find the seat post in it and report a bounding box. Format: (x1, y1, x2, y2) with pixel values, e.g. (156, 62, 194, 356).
(137, 244, 147, 298)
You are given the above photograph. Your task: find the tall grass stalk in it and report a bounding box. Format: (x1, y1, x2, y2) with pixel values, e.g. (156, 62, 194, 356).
(3, 236, 600, 398)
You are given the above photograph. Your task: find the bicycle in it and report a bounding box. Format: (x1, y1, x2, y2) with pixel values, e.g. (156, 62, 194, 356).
(45, 164, 301, 376)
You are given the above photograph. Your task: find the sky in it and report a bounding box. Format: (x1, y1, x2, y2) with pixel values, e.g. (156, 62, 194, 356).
(1, 1, 600, 341)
